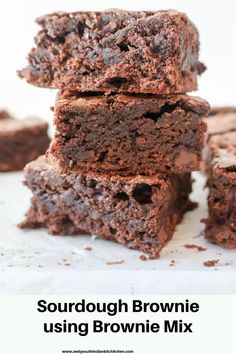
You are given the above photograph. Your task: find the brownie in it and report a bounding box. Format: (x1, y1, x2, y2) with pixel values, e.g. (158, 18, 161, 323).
(49, 93, 209, 175)
(201, 108, 236, 173)
(19, 155, 193, 258)
(204, 108, 236, 248)
(205, 107, 236, 138)
(0, 111, 50, 171)
(18, 9, 205, 94)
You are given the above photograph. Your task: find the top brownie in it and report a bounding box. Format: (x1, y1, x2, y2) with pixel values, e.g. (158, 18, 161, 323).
(18, 9, 205, 94)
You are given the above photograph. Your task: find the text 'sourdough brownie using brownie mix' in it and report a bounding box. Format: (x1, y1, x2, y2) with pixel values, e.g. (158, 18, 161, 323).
(204, 108, 236, 248)
(19, 155, 193, 258)
(18, 9, 205, 94)
(49, 93, 209, 175)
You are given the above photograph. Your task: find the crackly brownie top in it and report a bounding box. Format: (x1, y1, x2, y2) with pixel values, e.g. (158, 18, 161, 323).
(35, 9, 200, 65)
(36, 8, 156, 29)
(0, 113, 48, 134)
(212, 149, 236, 172)
(36, 9, 194, 35)
(56, 92, 210, 115)
(205, 108, 236, 172)
(209, 131, 236, 172)
(205, 107, 236, 138)
(27, 155, 178, 188)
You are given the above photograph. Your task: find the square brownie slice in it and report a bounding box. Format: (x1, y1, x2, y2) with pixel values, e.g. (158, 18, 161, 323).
(18, 9, 205, 94)
(49, 93, 209, 175)
(19, 155, 193, 258)
(204, 108, 236, 248)
(0, 111, 50, 171)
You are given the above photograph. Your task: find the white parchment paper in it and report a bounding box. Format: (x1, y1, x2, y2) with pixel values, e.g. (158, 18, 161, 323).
(0, 171, 235, 294)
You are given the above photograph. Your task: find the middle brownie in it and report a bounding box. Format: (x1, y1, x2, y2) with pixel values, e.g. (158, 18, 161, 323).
(49, 92, 210, 175)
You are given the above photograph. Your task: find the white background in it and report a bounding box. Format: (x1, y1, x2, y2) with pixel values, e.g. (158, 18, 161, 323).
(0, 0, 236, 121)
(0, 296, 235, 354)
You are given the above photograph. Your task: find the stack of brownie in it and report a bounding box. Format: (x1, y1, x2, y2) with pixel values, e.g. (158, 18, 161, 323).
(19, 9, 210, 258)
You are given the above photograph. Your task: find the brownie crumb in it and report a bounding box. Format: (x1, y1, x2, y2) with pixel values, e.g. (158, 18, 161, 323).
(169, 260, 175, 266)
(193, 230, 205, 239)
(106, 259, 124, 265)
(187, 201, 198, 211)
(148, 253, 160, 260)
(203, 259, 219, 267)
(140, 255, 148, 261)
(84, 246, 92, 251)
(184, 244, 207, 251)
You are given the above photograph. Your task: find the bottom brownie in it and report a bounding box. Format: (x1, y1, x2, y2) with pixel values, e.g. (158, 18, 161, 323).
(19, 155, 193, 258)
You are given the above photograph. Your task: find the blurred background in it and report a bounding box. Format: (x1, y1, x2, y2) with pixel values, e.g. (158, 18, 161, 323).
(0, 0, 235, 124)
